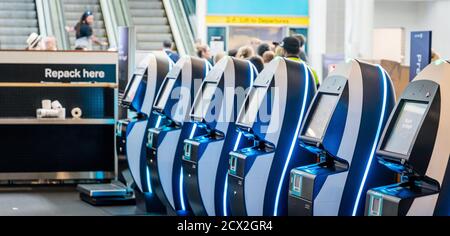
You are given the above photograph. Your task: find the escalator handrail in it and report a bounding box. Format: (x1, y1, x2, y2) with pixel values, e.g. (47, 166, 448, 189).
(99, 0, 118, 49)
(35, 0, 70, 50)
(162, 0, 196, 56)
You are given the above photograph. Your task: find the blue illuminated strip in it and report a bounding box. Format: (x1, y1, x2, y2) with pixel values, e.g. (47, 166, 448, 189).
(223, 132, 243, 216)
(223, 175, 229, 216)
(155, 116, 162, 128)
(176, 123, 198, 212)
(180, 168, 186, 211)
(351, 66, 388, 216)
(146, 117, 163, 194)
(273, 63, 310, 216)
(222, 62, 255, 216)
(189, 123, 198, 139)
(234, 132, 243, 151)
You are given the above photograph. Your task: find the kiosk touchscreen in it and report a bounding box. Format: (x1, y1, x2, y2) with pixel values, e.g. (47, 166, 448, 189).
(366, 60, 450, 216)
(288, 60, 396, 216)
(115, 52, 173, 211)
(227, 57, 317, 216)
(146, 57, 211, 215)
(182, 57, 257, 216)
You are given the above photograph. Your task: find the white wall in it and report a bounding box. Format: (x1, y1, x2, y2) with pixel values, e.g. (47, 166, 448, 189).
(373, 28, 404, 62)
(308, 0, 328, 80)
(326, 0, 346, 54)
(373, 0, 450, 64)
(420, 0, 450, 61)
(196, 0, 208, 44)
(345, 0, 374, 59)
(374, 1, 427, 64)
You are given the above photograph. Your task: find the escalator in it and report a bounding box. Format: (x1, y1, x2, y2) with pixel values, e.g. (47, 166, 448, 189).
(62, 0, 108, 50)
(0, 0, 39, 50)
(128, 0, 173, 51)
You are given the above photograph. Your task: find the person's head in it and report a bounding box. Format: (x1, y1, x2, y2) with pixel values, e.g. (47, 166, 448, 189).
(249, 56, 265, 73)
(44, 36, 57, 51)
(293, 34, 306, 49)
(228, 49, 238, 57)
(257, 43, 271, 57)
(280, 36, 300, 57)
(163, 40, 173, 50)
(250, 38, 262, 49)
(214, 52, 226, 65)
(262, 51, 275, 64)
(431, 49, 441, 62)
(197, 45, 211, 59)
(80, 11, 94, 25)
(275, 46, 285, 57)
(236, 46, 255, 60)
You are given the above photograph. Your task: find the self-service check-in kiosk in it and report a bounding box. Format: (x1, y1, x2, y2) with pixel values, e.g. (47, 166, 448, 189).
(227, 57, 317, 216)
(116, 53, 172, 211)
(182, 57, 257, 216)
(366, 60, 450, 216)
(288, 60, 396, 216)
(146, 56, 211, 215)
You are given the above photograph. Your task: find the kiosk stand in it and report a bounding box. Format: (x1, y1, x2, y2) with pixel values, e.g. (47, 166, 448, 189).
(103, 53, 172, 211)
(227, 57, 317, 216)
(146, 56, 211, 215)
(182, 57, 257, 216)
(288, 60, 396, 216)
(366, 60, 450, 216)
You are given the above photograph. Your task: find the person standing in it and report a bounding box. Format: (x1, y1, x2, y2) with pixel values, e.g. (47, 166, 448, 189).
(257, 43, 271, 57)
(163, 40, 180, 63)
(280, 36, 320, 86)
(196, 44, 212, 63)
(293, 34, 309, 63)
(236, 46, 255, 60)
(66, 11, 108, 50)
(262, 51, 275, 64)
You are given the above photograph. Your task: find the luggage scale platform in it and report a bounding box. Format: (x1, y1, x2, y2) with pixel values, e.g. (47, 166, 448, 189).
(0, 186, 160, 216)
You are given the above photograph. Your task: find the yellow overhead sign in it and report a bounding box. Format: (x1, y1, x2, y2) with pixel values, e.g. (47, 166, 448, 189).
(206, 16, 309, 26)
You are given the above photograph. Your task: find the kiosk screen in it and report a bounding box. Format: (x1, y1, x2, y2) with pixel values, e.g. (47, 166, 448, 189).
(154, 78, 177, 109)
(124, 75, 142, 102)
(238, 87, 267, 127)
(192, 82, 217, 119)
(383, 101, 428, 156)
(304, 94, 339, 139)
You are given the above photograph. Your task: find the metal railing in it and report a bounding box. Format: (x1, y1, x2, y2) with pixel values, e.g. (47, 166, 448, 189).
(99, 0, 119, 49)
(35, 0, 69, 50)
(99, 0, 134, 49)
(162, 0, 196, 56)
(181, 0, 197, 39)
(37, 0, 195, 53)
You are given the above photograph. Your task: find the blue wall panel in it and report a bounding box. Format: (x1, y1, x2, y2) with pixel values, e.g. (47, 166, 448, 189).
(207, 0, 309, 16)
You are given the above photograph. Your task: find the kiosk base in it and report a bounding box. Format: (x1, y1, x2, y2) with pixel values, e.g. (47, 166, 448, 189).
(365, 182, 439, 216)
(80, 193, 136, 206)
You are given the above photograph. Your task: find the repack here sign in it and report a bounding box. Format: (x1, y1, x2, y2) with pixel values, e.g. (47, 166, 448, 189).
(45, 68, 106, 80)
(0, 64, 117, 83)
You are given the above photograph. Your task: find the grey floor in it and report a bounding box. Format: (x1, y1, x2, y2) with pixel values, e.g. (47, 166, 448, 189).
(0, 186, 145, 216)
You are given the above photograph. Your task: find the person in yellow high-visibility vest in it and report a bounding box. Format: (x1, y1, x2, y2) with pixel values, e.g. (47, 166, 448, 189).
(279, 37, 320, 87)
